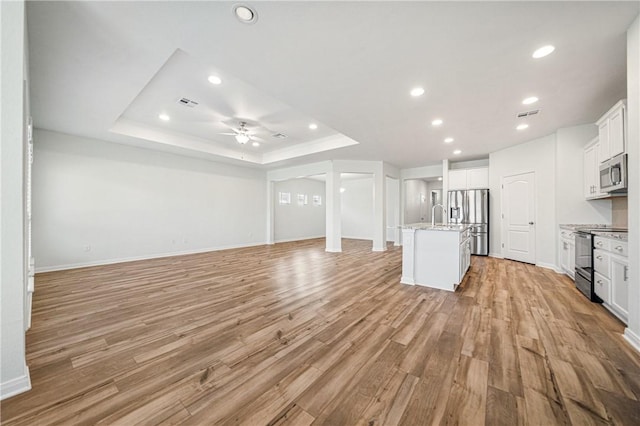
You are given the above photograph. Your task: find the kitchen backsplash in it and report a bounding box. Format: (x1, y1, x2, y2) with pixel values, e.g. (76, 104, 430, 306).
(612, 197, 628, 228)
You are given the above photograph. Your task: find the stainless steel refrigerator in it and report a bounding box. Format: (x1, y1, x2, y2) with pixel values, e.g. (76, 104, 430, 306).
(448, 189, 489, 255)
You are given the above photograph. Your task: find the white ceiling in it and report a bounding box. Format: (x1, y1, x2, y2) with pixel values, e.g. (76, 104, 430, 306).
(27, 1, 639, 169)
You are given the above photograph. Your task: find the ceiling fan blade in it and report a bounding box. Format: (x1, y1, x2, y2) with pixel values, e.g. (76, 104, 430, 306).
(219, 132, 238, 136)
(250, 135, 264, 142)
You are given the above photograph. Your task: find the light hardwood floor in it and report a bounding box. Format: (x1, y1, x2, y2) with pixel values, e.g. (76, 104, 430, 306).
(2, 239, 640, 425)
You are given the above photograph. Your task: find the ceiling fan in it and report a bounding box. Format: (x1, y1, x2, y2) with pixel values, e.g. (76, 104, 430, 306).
(220, 121, 262, 145)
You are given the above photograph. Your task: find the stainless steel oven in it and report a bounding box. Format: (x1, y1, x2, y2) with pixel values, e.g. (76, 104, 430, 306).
(574, 230, 601, 302)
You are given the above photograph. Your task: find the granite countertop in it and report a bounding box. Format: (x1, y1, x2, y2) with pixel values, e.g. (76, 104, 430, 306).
(402, 223, 471, 232)
(559, 224, 611, 231)
(591, 230, 628, 242)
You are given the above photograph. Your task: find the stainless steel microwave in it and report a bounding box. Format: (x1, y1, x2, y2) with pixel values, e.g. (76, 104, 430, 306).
(599, 153, 627, 193)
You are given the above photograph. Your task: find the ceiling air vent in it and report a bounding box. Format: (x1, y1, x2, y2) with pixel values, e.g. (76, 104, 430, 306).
(517, 109, 540, 118)
(272, 133, 287, 139)
(177, 97, 199, 108)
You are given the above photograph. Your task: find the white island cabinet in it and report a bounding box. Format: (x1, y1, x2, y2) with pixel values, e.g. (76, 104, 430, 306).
(401, 224, 471, 291)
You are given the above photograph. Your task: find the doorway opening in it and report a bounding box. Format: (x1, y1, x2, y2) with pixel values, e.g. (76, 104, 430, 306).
(404, 177, 443, 225)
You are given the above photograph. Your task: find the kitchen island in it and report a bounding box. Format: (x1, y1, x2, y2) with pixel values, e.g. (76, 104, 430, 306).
(401, 224, 472, 291)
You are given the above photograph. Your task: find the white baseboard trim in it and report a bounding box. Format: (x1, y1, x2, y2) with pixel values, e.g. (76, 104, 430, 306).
(325, 248, 342, 253)
(536, 262, 562, 273)
(1, 365, 31, 400)
(400, 277, 415, 285)
(35, 241, 267, 273)
(624, 328, 640, 353)
(488, 252, 503, 259)
(341, 236, 373, 241)
(274, 235, 325, 244)
(372, 246, 387, 252)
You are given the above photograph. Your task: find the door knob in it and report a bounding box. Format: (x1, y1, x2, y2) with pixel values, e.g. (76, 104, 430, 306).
(529, 222, 534, 225)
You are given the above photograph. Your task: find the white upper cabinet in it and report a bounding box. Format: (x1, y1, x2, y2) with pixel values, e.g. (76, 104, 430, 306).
(596, 100, 626, 162)
(584, 138, 607, 200)
(608, 106, 625, 158)
(448, 167, 489, 190)
(598, 120, 609, 163)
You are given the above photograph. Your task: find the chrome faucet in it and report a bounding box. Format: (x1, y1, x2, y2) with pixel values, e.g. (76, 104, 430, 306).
(432, 204, 446, 227)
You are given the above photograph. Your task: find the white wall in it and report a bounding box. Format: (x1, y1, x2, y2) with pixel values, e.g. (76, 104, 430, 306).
(404, 179, 429, 224)
(32, 130, 267, 271)
(341, 176, 374, 240)
(400, 163, 444, 234)
(489, 134, 557, 268)
(1, 0, 30, 400)
(426, 180, 444, 223)
(404, 179, 443, 224)
(274, 178, 325, 242)
(625, 14, 640, 351)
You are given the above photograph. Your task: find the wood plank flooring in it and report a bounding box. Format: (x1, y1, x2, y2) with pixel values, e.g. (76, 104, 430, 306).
(2, 238, 640, 425)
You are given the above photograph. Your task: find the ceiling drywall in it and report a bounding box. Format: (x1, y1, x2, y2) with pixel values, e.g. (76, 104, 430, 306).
(26, 1, 639, 169)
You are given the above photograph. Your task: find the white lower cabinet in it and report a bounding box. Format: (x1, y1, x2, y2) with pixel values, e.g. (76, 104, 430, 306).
(610, 255, 629, 321)
(459, 237, 471, 281)
(593, 236, 628, 324)
(558, 229, 575, 279)
(593, 272, 610, 304)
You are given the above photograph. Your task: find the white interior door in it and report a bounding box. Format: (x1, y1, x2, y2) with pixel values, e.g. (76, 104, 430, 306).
(502, 172, 536, 264)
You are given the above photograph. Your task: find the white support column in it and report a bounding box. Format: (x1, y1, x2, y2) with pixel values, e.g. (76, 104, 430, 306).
(325, 169, 342, 252)
(394, 179, 401, 246)
(624, 14, 640, 352)
(266, 180, 275, 245)
(1, 0, 31, 400)
(372, 165, 387, 251)
(442, 159, 450, 217)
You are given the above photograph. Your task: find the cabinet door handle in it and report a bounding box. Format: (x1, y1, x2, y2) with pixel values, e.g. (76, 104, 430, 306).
(597, 279, 603, 285)
(596, 255, 602, 260)
(597, 242, 603, 247)
(624, 266, 628, 281)
(614, 246, 623, 252)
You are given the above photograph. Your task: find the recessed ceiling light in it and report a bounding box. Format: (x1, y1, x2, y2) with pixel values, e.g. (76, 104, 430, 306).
(437, 177, 443, 181)
(410, 87, 425, 97)
(340, 187, 346, 193)
(517, 123, 529, 130)
(158, 113, 170, 121)
(208, 75, 222, 85)
(309, 123, 318, 130)
(532, 45, 555, 59)
(453, 149, 462, 155)
(432, 119, 443, 126)
(522, 96, 538, 105)
(252, 141, 260, 147)
(444, 137, 454, 143)
(234, 5, 257, 24)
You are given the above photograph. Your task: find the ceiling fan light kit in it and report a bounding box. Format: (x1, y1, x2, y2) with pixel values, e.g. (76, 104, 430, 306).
(235, 134, 250, 144)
